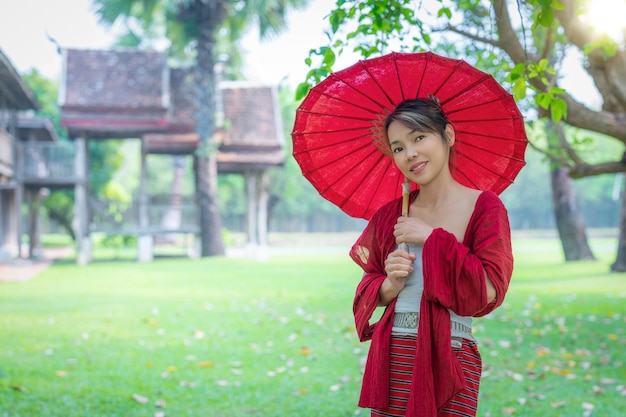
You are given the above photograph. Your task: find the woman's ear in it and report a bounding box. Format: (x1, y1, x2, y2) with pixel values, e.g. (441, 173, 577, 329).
(444, 124, 455, 146)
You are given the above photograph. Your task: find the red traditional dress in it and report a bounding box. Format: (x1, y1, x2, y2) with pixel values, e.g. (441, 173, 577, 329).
(351, 190, 513, 417)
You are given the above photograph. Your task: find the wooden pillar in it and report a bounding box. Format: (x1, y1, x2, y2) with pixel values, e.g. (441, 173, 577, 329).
(245, 171, 258, 247)
(244, 171, 270, 261)
(74, 137, 91, 265)
(26, 190, 41, 259)
(137, 141, 153, 262)
(14, 183, 23, 258)
(257, 170, 269, 247)
(9, 110, 24, 259)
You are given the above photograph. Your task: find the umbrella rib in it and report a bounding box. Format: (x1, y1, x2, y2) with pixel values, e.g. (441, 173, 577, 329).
(332, 63, 396, 111)
(318, 148, 386, 197)
(360, 155, 394, 215)
(336, 151, 391, 213)
(424, 57, 462, 98)
(453, 116, 526, 125)
(294, 109, 380, 126)
(299, 140, 379, 176)
(454, 128, 528, 144)
(452, 166, 483, 190)
(415, 52, 433, 98)
(457, 141, 526, 164)
(391, 52, 406, 102)
(292, 132, 373, 155)
(446, 94, 518, 117)
(311, 70, 394, 116)
(456, 148, 520, 183)
(439, 72, 492, 107)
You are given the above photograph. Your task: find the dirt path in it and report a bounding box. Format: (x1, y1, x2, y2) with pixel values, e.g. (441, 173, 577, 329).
(0, 247, 73, 283)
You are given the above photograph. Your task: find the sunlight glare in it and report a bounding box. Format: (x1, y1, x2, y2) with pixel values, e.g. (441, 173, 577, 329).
(585, 0, 626, 42)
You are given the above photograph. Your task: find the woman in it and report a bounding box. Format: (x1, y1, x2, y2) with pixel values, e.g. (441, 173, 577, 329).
(350, 97, 514, 417)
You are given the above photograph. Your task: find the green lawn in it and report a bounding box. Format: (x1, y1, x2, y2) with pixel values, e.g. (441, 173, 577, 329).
(0, 237, 624, 417)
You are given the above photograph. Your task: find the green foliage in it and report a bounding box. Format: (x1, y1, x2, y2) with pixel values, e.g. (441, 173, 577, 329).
(99, 234, 138, 249)
(22, 69, 63, 134)
(89, 140, 127, 200)
(296, 0, 431, 100)
(217, 174, 246, 216)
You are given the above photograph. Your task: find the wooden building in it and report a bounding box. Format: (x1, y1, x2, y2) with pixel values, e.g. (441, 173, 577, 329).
(59, 48, 285, 263)
(0, 49, 61, 261)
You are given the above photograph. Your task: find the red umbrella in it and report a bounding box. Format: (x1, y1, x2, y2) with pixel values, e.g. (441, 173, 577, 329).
(291, 51, 528, 220)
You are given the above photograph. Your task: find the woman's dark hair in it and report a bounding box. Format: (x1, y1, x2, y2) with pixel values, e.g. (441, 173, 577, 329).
(384, 95, 450, 142)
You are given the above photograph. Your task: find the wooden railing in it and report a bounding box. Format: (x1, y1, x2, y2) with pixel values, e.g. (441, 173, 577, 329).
(90, 194, 199, 234)
(16, 141, 78, 182)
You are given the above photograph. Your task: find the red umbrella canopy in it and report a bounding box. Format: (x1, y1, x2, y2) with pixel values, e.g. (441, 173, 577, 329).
(291, 51, 528, 220)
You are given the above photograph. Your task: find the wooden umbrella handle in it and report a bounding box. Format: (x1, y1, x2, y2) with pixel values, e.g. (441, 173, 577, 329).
(400, 177, 410, 252)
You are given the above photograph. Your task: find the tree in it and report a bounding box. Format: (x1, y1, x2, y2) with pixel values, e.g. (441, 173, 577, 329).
(91, 0, 307, 256)
(297, 0, 626, 271)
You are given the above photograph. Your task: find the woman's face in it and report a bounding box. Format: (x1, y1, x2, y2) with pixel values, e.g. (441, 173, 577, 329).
(387, 120, 453, 186)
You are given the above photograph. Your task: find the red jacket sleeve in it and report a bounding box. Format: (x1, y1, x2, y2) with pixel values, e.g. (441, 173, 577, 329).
(350, 196, 402, 342)
(422, 190, 513, 317)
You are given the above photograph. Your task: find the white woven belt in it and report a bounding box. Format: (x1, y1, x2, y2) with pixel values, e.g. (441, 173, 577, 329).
(393, 311, 472, 334)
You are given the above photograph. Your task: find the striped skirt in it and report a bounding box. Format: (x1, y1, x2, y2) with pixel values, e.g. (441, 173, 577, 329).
(371, 333, 482, 417)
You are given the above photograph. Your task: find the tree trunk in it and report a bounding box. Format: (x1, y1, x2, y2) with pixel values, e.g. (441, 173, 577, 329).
(611, 187, 626, 272)
(547, 120, 595, 261)
(190, 2, 226, 257)
(551, 166, 595, 260)
(195, 154, 224, 256)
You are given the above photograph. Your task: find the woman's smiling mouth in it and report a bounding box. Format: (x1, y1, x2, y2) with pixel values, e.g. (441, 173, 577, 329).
(410, 161, 428, 174)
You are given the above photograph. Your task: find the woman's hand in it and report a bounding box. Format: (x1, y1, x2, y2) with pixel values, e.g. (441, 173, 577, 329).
(393, 216, 434, 246)
(379, 248, 417, 306)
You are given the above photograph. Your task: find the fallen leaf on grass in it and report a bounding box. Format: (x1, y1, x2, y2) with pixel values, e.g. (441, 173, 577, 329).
(535, 347, 550, 357)
(550, 401, 566, 408)
(132, 393, 149, 404)
(582, 402, 594, 417)
(599, 378, 616, 385)
(198, 361, 213, 368)
(299, 347, 311, 355)
(502, 407, 516, 415)
(592, 386, 605, 395)
(291, 388, 308, 396)
(155, 399, 166, 408)
(11, 385, 25, 392)
(55, 370, 67, 377)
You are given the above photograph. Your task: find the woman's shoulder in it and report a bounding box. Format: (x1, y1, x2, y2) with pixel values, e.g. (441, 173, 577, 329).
(476, 189, 504, 207)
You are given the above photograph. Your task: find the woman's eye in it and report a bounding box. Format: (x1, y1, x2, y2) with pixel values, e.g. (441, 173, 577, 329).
(415, 135, 425, 142)
(393, 146, 403, 154)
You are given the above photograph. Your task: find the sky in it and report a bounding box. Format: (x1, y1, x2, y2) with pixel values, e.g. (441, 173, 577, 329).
(0, 0, 350, 90)
(0, 0, 597, 103)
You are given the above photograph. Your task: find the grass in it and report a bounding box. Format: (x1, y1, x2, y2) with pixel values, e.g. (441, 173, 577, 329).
(0, 236, 624, 417)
